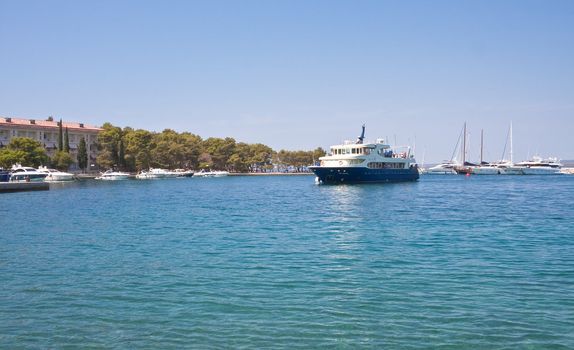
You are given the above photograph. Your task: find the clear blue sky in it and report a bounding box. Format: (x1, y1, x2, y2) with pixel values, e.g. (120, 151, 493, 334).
(1, 0, 573, 162)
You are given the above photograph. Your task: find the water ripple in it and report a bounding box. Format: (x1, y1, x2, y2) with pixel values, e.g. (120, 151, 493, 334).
(1, 175, 573, 348)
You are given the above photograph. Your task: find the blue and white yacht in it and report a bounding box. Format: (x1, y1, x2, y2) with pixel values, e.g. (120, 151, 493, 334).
(310, 126, 419, 184)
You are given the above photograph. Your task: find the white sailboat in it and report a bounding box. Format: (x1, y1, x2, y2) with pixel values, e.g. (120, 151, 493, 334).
(497, 122, 523, 175)
(427, 124, 463, 175)
(472, 130, 499, 175)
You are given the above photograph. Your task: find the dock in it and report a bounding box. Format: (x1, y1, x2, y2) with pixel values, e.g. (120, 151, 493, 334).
(0, 182, 50, 193)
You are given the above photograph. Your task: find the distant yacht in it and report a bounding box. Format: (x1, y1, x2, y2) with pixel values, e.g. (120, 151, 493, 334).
(426, 162, 457, 175)
(9, 164, 48, 182)
(309, 125, 419, 184)
(37, 166, 75, 181)
(514, 157, 563, 175)
(496, 122, 523, 175)
(95, 170, 130, 180)
(194, 170, 229, 177)
(471, 163, 500, 175)
(136, 168, 180, 179)
(430, 123, 466, 175)
(471, 130, 499, 175)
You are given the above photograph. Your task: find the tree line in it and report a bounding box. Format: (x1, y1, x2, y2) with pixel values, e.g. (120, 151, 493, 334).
(96, 123, 325, 172)
(0, 121, 325, 172)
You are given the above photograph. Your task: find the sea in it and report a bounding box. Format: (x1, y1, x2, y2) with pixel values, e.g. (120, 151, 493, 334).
(1, 175, 573, 349)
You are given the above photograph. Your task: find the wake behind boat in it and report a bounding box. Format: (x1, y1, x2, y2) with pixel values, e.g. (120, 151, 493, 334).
(310, 125, 419, 184)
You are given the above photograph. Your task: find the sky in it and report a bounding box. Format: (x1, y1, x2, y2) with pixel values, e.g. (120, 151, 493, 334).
(1, 0, 573, 162)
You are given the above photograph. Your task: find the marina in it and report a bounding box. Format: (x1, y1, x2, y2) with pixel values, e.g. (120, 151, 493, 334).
(1, 1, 573, 348)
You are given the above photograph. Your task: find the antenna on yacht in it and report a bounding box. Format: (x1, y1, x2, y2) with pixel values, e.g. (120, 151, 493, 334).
(356, 124, 366, 144)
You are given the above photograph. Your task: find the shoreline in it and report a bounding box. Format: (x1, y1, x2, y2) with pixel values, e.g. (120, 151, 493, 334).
(74, 172, 315, 180)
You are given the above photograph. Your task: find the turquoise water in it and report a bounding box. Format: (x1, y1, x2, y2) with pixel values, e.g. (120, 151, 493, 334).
(1, 175, 573, 349)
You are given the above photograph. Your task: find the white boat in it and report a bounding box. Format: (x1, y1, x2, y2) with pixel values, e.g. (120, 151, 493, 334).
(95, 170, 131, 180)
(471, 130, 499, 175)
(497, 162, 524, 175)
(429, 123, 465, 175)
(135, 170, 156, 179)
(194, 170, 229, 177)
(135, 168, 179, 179)
(37, 166, 75, 181)
(9, 164, 48, 182)
(426, 162, 457, 175)
(514, 157, 563, 175)
(309, 125, 419, 184)
(471, 163, 500, 175)
(496, 122, 523, 175)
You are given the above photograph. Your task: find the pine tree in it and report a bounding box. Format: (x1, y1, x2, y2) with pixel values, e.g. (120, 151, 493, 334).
(118, 139, 125, 169)
(77, 137, 88, 171)
(64, 127, 70, 153)
(58, 119, 63, 151)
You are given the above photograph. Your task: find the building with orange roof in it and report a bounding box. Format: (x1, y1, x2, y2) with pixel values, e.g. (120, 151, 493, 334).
(0, 116, 102, 170)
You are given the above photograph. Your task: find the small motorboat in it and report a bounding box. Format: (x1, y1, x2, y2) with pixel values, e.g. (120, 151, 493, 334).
(95, 170, 131, 180)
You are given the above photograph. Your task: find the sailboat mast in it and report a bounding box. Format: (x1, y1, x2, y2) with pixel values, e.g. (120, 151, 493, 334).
(462, 122, 467, 165)
(510, 122, 514, 164)
(480, 129, 484, 164)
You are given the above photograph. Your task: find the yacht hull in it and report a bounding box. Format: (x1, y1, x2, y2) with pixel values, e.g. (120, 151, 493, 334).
(498, 167, 523, 175)
(10, 173, 47, 182)
(310, 166, 419, 184)
(521, 167, 562, 175)
(472, 167, 500, 175)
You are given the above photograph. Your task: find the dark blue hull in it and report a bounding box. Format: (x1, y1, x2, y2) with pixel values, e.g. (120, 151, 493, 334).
(310, 166, 419, 184)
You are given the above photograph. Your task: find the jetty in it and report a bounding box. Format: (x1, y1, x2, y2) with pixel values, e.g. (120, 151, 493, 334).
(0, 182, 50, 193)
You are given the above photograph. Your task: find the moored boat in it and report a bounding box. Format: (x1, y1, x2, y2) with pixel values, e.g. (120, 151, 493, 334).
(173, 169, 195, 177)
(471, 163, 500, 175)
(37, 166, 75, 181)
(136, 168, 180, 179)
(309, 125, 419, 184)
(95, 170, 131, 180)
(9, 164, 48, 182)
(514, 157, 562, 175)
(426, 162, 457, 175)
(194, 170, 229, 177)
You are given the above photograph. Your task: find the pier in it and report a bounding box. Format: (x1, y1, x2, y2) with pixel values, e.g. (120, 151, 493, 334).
(0, 182, 49, 193)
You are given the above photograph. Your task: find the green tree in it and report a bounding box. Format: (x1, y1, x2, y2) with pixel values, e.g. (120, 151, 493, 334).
(64, 127, 70, 153)
(123, 128, 154, 171)
(0, 149, 26, 169)
(58, 119, 64, 151)
(77, 137, 88, 171)
(0, 137, 49, 168)
(96, 123, 122, 169)
(150, 129, 202, 169)
(202, 137, 236, 170)
(52, 150, 74, 170)
(118, 139, 126, 169)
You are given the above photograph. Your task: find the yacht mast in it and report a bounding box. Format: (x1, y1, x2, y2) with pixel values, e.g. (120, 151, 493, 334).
(480, 129, 484, 164)
(462, 122, 467, 165)
(510, 121, 514, 164)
